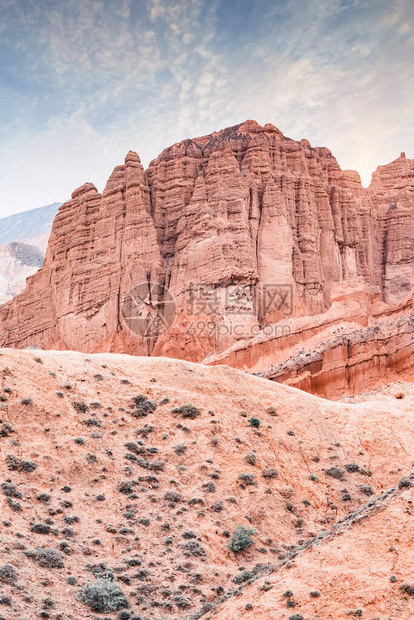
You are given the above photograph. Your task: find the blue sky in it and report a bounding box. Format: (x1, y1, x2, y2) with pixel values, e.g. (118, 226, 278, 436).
(0, 0, 413, 215)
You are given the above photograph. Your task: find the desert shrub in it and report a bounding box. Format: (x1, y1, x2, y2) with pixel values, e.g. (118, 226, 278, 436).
(359, 485, 374, 496)
(6, 498, 22, 511)
(181, 541, 206, 557)
(211, 501, 223, 512)
(288, 615, 304, 620)
(0, 422, 14, 437)
(325, 467, 345, 480)
(1, 482, 22, 498)
(398, 477, 412, 489)
(84, 418, 100, 427)
(188, 497, 204, 506)
(238, 473, 256, 486)
(72, 401, 89, 414)
(262, 467, 278, 479)
(31, 523, 51, 535)
(27, 547, 64, 569)
(135, 458, 164, 472)
(136, 424, 154, 438)
(78, 576, 129, 612)
(248, 417, 260, 428)
(21, 397, 33, 405)
(233, 569, 256, 584)
(400, 583, 414, 595)
(131, 395, 157, 417)
(244, 452, 256, 466)
(345, 463, 359, 472)
(36, 493, 51, 503)
(171, 404, 201, 419)
(228, 525, 256, 553)
(164, 491, 183, 503)
(20, 460, 37, 472)
(118, 481, 134, 495)
(0, 564, 18, 585)
(202, 482, 216, 492)
(174, 444, 187, 455)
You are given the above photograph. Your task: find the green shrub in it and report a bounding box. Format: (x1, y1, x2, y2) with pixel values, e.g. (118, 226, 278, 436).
(248, 417, 260, 428)
(228, 525, 256, 553)
(78, 576, 129, 612)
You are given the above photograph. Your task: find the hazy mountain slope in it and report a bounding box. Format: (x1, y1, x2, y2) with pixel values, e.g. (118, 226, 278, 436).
(0, 242, 45, 304)
(1, 349, 414, 619)
(0, 202, 61, 251)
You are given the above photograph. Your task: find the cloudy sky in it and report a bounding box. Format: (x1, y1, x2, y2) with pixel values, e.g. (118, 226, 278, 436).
(0, 0, 413, 216)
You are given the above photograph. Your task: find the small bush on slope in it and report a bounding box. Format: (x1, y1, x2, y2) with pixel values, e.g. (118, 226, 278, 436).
(78, 576, 129, 612)
(228, 525, 256, 553)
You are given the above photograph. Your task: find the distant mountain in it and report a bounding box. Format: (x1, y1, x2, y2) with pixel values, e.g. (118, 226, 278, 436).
(0, 241, 45, 304)
(0, 202, 61, 251)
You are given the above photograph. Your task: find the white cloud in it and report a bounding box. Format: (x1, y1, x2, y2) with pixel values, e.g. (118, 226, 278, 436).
(0, 0, 413, 215)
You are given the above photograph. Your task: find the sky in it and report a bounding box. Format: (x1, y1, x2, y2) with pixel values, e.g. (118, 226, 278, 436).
(0, 0, 413, 216)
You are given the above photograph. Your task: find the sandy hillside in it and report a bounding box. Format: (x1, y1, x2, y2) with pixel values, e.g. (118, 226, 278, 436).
(1, 348, 414, 619)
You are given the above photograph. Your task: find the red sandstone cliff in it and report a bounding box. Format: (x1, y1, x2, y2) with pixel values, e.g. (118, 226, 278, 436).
(0, 121, 413, 397)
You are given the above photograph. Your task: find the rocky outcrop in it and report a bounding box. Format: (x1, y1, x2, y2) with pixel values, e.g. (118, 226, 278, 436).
(206, 279, 414, 399)
(0, 121, 413, 397)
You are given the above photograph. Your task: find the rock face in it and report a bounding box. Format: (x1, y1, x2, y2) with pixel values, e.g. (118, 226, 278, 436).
(0, 242, 45, 304)
(0, 122, 413, 397)
(1, 348, 414, 618)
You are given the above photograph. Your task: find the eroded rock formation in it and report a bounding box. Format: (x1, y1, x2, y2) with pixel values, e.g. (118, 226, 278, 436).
(0, 121, 413, 397)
